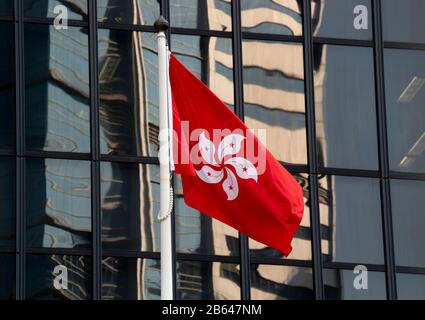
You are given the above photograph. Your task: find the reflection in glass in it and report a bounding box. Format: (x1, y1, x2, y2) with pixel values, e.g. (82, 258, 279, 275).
(171, 34, 234, 109)
(324, 269, 386, 300)
(98, 29, 159, 157)
(25, 24, 90, 153)
(26, 159, 91, 249)
(0, 22, 14, 150)
(241, 0, 302, 35)
(0, 1, 13, 16)
(102, 257, 160, 300)
(397, 273, 425, 300)
(382, 0, 425, 44)
(311, 0, 372, 40)
(98, 0, 159, 25)
(319, 175, 384, 265)
(0, 254, 15, 300)
(242, 39, 307, 165)
(101, 162, 160, 252)
(174, 176, 239, 256)
(391, 180, 425, 268)
(24, 0, 88, 20)
(176, 261, 240, 300)
(314, 44, 378, 170)
(26, 255, 91, 300)
(250, 174, 311, 261)
(170, 0, 232, 31)
(384, 49, 425, 173)
(0, 158, 15, 247)
(251, 265, 313, 300)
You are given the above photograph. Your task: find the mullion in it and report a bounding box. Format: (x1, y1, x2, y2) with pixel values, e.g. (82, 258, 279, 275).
(88, 0, 101, 300)
(100, 155, 159, 165)
(103, 250, 160, 260)
(317, 167, 380, 179)
(284, 164, 309, 174)
(396, 266, 425, 275)
(25, 150, 91, 161)
(21, 151, 161, 164)
(383, 41, 425, 51)
(302, 0, 323, 300)
(0, 16, 14, 22)
(242, 31, 302, 43)
(176, 253, 241, 264)
(323, 262, 386, 273)
(389, 172, 425, 182)
(23, 17, 87, 27)
(98, 21, 155, 32)
(313, 37, 373, 47)
(372, 0, 397, 300)
(0, 150, 15, 156)
(26, 247, 92, 256)
(170, 27, 232, 38)
(250, 258, 313, 268)
(231, 0, 250, 301)
(15, 0, 25, 301)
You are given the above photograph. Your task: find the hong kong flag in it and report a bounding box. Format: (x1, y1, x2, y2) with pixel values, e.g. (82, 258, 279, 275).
(169, 54, 304, 256)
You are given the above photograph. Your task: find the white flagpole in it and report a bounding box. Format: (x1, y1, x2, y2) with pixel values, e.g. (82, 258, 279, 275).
(155, 16, 173, 300)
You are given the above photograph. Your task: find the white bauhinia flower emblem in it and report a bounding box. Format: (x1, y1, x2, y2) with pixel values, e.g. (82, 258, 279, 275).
(194, 132, 258, 200)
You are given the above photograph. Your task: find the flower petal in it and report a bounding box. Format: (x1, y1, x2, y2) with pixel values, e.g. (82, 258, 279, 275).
(224, 157, 258, 182)
(196, 166, 224, 184)
(198, 132, 218, 165)
(217, 134, 245, 162)
(222, 168, 239, 200)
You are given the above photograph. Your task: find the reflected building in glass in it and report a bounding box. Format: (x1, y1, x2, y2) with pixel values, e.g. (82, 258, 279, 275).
(0, 0, 424, 300)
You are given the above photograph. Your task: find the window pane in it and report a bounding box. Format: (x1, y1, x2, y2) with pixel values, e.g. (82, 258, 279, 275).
(384, 49, 425, 173)
(26, 159, 91, 249)
(26, 254, 92, 300)
(391, 179, 425, 268)
(0, 158, 15, 248)
(241, 0, 302, 36)
(251, 265, 314, 300)
(101, 162, 160, 252)
(0, 22, 14, 150)
(176, 261, 240, 300)
(98, 29, 159, 157)
(24, 0, 88, 20)
(312, 0, 372, 40)
(0, 254, 15, 300)
(314, 44, 378, 170)
(102, 257, 160, 300)
(242, 40, 307, 165)
(98, 0, 159, 25)
(0, 1, 13, 16)
(382, 0, 425, 44)
(175, 176, 239, 256)
(25, 24, 90, 153)
(171, 34, 234, 109)
(397, 273, 425, 300)
(319, 175, 384, 265)
(250, 174, 311, 261)
(170, 0, 232, 31)
(324, 269, 386, 300)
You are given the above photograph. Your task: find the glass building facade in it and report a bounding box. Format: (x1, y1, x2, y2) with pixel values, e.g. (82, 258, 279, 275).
(0, 0, 424, 300)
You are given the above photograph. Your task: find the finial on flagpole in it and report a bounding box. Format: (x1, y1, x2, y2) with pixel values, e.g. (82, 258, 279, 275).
(154, 15, 169, 32)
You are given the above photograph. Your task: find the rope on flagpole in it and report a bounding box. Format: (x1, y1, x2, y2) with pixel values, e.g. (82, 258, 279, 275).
(157, 42, 174, 223)
(157, 185, 174, 222)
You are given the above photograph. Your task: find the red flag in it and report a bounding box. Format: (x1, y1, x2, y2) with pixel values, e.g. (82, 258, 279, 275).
(169, 54, 304, 256)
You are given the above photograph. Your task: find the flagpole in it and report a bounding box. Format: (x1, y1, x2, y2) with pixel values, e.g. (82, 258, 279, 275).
(155, 16, 173, 300)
